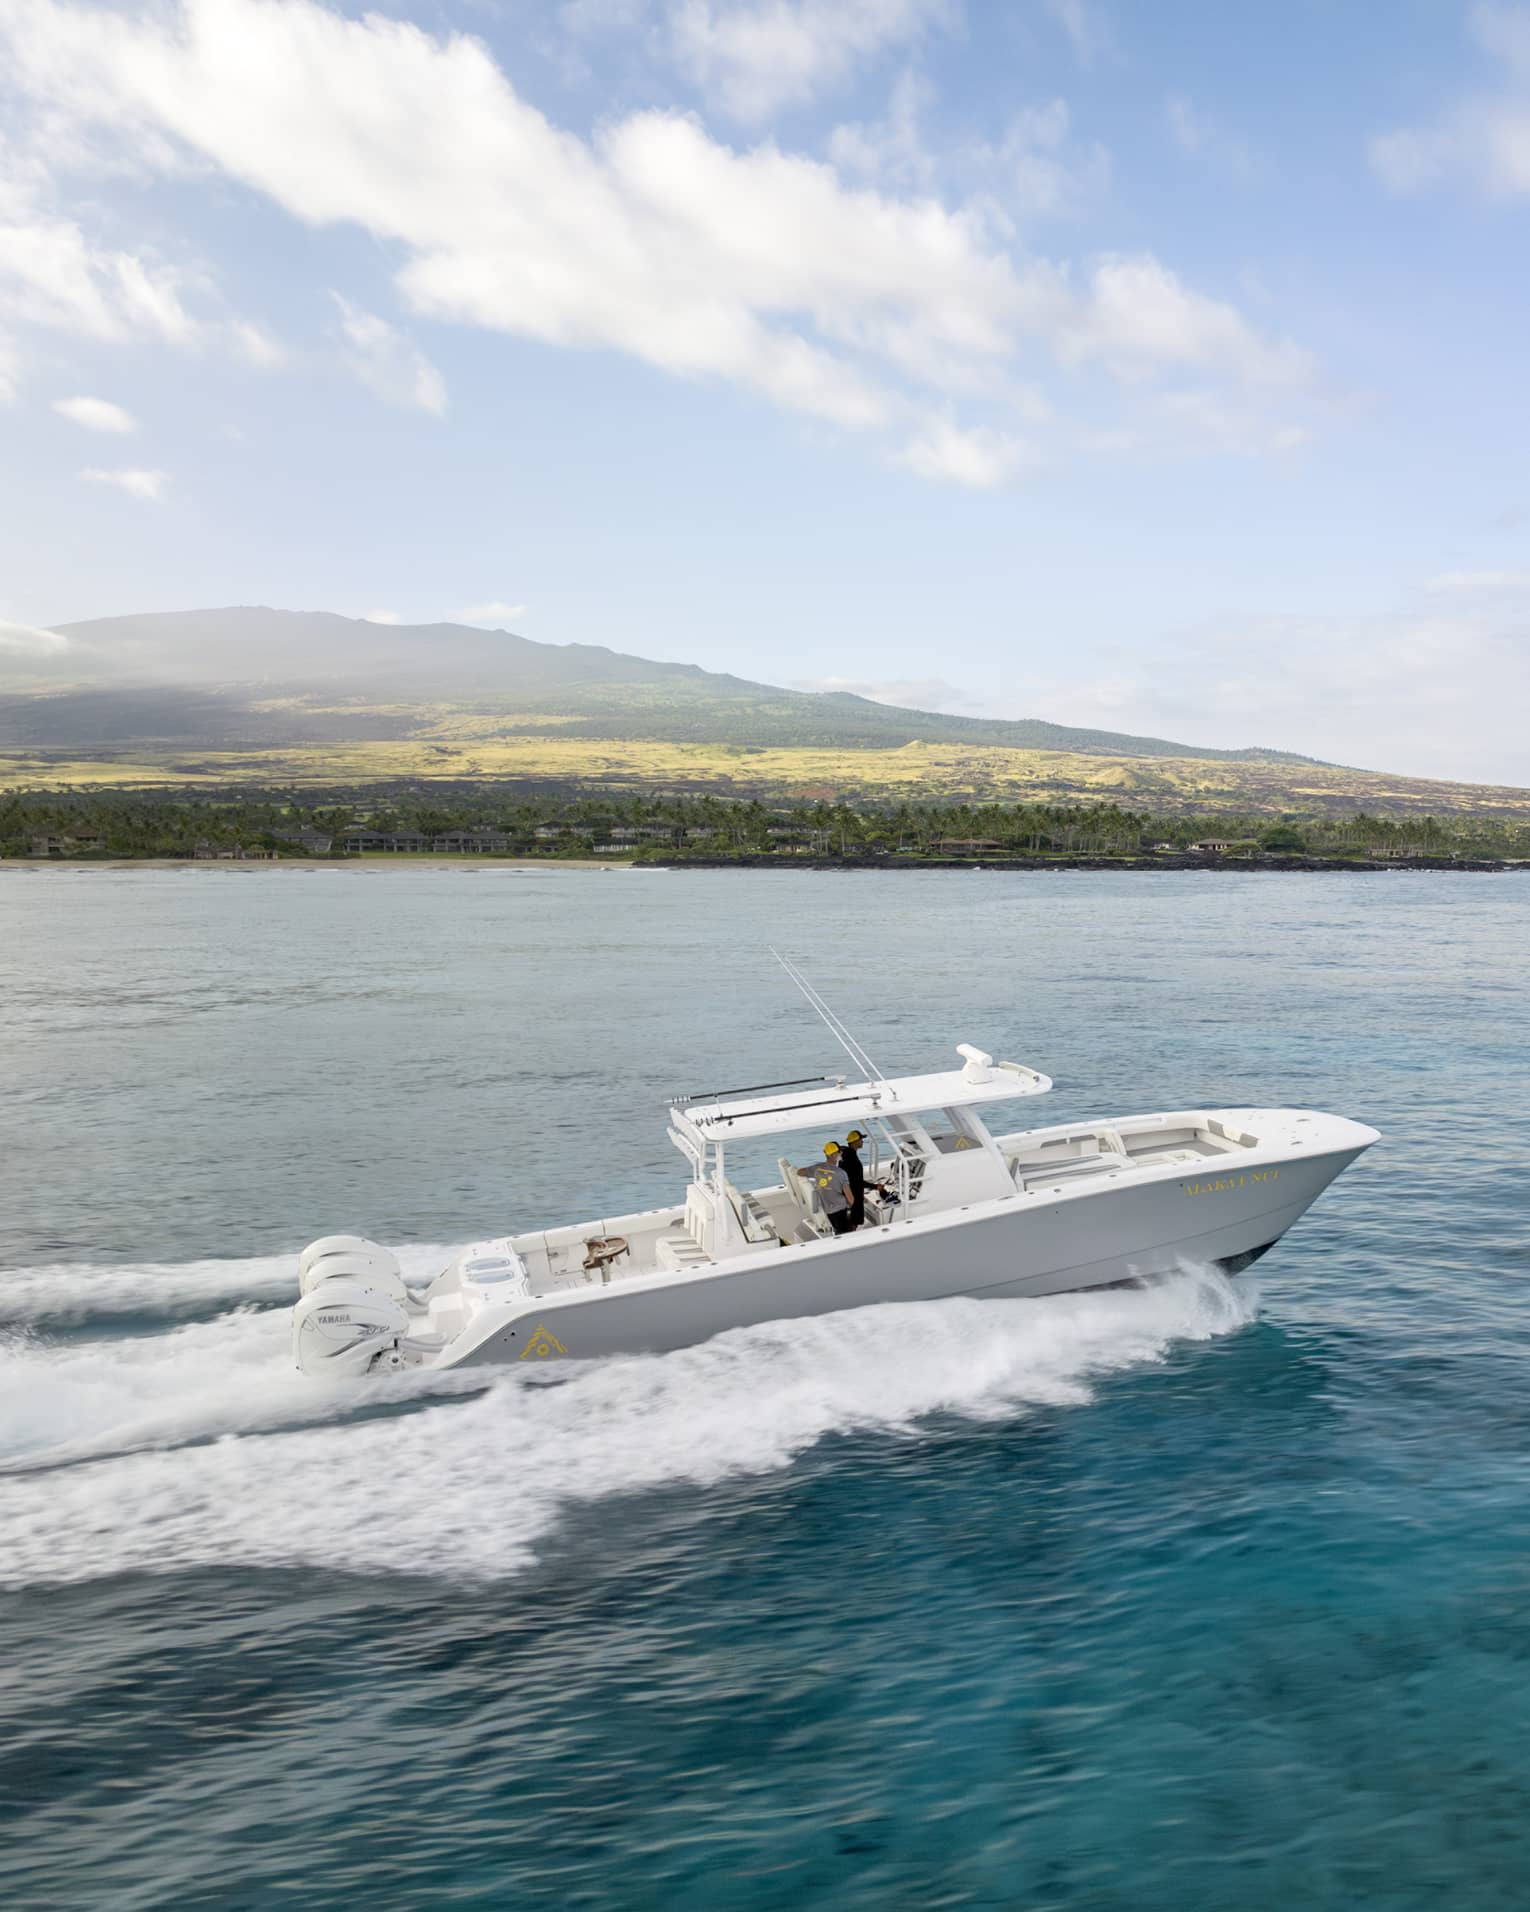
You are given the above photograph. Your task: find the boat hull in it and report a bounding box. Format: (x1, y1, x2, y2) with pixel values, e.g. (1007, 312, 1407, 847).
(442, 1137, 1369, 1368)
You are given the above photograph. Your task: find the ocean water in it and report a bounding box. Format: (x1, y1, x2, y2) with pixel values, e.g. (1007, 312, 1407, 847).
(2, 866, 1528, 1909)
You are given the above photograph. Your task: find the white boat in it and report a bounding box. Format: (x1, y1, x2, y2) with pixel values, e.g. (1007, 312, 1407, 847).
(292, 1029, 1378, 1379)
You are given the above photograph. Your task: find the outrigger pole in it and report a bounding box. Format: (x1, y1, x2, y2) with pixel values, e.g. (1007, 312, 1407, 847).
(769, 948, 896, 1100)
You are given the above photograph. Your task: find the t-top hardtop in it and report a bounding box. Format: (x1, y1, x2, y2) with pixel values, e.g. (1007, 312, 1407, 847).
(670, 1044, 1052, 1147)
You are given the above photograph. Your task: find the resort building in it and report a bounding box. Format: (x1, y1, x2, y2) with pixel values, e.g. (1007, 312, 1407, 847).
(432, 832, 515, 853)
(29, 833, 105, 856)
(341, 830, 429, 852)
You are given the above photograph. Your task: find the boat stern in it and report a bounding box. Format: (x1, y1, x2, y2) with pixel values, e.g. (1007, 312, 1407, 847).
(291, 1237, 532, 1376)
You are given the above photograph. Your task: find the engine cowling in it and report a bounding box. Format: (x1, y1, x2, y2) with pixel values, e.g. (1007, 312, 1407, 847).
(293, 1274, 410, 1378)
(298, 1236, 406, 1300)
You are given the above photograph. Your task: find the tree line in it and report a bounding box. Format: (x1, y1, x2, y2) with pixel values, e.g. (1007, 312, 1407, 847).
(5, 786, 1530, 860)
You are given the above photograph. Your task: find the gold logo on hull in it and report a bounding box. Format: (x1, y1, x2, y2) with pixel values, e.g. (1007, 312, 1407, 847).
(520, 1324, 568, 1360)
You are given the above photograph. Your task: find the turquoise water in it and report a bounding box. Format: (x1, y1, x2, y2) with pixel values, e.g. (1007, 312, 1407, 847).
(2, 868, 1528, 1908)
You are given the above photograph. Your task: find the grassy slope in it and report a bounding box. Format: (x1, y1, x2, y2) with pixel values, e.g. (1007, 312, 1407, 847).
(0, 676, 1321, 762)
(9, 606, 1320, 762)
(4, 611, 1519, 814)
(5, 731, 1529, 818)
(430, 681, 1322, 762)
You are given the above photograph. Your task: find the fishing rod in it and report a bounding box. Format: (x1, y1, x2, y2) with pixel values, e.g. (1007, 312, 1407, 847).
(769, 947, 896, 1099)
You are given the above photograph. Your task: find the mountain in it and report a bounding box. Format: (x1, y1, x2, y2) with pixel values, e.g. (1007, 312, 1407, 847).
(0, 606, 1317, 763)
(5, 606, 1527, 819)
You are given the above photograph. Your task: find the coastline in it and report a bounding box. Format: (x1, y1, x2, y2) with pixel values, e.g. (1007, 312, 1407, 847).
(0, 855, 636, 872)
(3, 853, 1525, 874)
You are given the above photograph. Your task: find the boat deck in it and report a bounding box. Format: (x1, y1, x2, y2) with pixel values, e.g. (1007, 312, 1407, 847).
(1003, 1115, 1252, 1195)
(505, 1113, 1259, 1295)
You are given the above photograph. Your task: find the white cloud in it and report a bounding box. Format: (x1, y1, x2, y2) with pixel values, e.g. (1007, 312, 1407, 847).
(670, 0, 952, 123)
(1043, 0, 1116, 69)
(0, 143, 285, 379)
(1475, 0, 1530, 67)
(1060, 256, 1311, 385)
(1164, 95, 1201, 154)
(0, 331, 16, 401)
(1025, 590, 1530, 784)
(0, 615, 69, 654)
(983, 98, 1110, 217)
(1369, 127, 1450, 195)
(228, 317, 285, 367)
(1371, 3, 1530, 197)
(832, 78, 1109, 219)
(355, 603, 529, 625)
(1423, 568, 1530, 594)
(52, 392, 135, 432)
(0, 0, 1316, 485)
(894, 415, 1033, 486)
(455, 600, 527, 625)
(1113, 388, 1312, 459)
(793, 672, 979, 710)
(79, 465, 166, 499)
(331, 294, 447, 414)
(1162, 94, 1254, 178)
(0, 210, 197, 342)
(827, 67, 936, 189)
(562, 0, 650, 33)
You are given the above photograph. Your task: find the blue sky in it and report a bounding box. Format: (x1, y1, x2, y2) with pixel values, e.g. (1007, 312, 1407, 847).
(2, 0, 1529, 780)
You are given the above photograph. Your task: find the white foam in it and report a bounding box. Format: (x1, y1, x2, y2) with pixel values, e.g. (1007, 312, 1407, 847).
(0, 1308, 482, 1470)
(0, 1242, 458, 1326)
(0, 1267, 1255, 1589)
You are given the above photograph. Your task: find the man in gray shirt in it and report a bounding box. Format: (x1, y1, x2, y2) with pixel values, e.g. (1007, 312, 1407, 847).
(812, 1141, 856, 1235)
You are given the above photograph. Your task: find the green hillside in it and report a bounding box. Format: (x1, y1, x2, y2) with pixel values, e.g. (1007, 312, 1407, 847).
(10, 605, 1526, 822)
(0, 607, 1321, 764)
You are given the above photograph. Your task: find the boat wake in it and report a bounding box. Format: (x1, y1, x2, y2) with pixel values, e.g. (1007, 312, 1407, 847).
(0, 1242, 456, 1330)
(0, 1249, 1257, 1590)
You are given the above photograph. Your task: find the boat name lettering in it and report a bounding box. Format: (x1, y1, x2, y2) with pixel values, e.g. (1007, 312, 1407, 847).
(1185, 1169, 1279, 1196)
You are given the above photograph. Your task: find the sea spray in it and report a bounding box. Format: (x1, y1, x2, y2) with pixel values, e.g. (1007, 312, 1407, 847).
(0, 1311, 485, 1472)
(0, 1241, 459, 1329)
(0, 1263, 1255, 1589)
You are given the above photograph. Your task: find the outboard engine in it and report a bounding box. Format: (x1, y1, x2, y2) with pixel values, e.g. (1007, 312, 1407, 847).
(293, 1276, 412, 1377)
(293, 1235, 412, 1377)
(298, 1235, 406, 1298)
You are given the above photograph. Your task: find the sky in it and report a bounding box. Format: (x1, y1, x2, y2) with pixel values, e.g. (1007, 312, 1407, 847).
(2, 0, 1530, 782)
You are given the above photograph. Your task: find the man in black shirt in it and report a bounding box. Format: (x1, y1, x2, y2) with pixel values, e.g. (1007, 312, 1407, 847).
(841, 1128, 868, 1230)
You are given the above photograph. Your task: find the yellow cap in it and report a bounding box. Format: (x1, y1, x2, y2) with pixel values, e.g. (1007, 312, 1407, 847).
(823, 1141, 840, 1156)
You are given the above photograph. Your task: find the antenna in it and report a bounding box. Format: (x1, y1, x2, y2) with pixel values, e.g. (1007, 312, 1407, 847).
(770, 948, 895, 1098)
